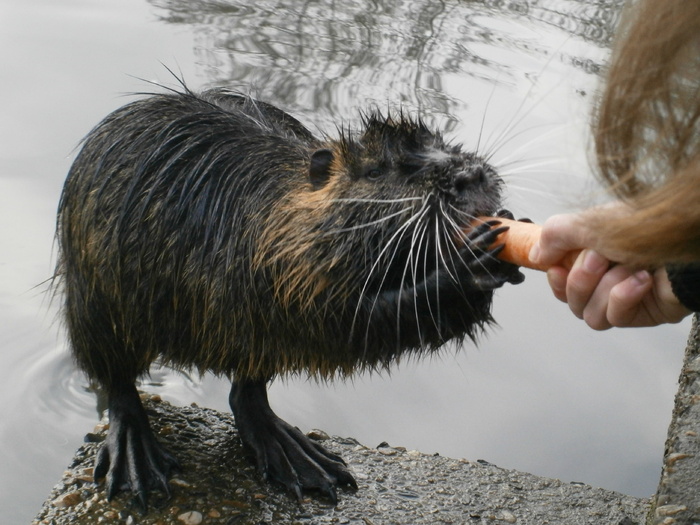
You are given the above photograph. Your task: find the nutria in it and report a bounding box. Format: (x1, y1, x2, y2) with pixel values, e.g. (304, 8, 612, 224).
(55, 85, 524, 507)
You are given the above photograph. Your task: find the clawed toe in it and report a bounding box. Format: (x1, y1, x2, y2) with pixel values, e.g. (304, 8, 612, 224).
(465, 221, 507, 252)
(495, 208, 514, 220)
(230, 379, 356, 504)
(95, 387, 179, 510)
(96, 426, 179, 509)
(252, 419, 356, 503)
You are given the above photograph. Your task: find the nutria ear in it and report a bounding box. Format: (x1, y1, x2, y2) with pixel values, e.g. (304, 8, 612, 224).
(309, 149, 334, 189)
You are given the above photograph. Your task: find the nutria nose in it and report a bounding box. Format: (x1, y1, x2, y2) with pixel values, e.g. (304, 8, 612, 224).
(452, 166, 486, 197)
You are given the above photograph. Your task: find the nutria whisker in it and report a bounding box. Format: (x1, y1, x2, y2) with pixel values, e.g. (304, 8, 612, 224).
(478, 65, 562, 164)
(356, 200, 431, 354)
(426, 213, 444, 324)
(496, 182, 558, 199)
(443, 205, 493, 285)
(321, 207, 412, 235)
(443, 204, 479, 224)
(404, 216, 430, 346)
(327, 196, 423, 205)
(491, 124, 570, 167)
(496, 155, 561, 176)
(433, 212, 462, 284)
(424, 218, 442, 334)
(443, 206, 480, 287)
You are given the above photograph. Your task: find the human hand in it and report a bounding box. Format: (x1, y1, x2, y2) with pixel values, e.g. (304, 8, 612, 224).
(530, 213, 691, 329)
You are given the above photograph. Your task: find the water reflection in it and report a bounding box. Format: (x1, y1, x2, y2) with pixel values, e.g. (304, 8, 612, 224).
(151, 0, 622, 130)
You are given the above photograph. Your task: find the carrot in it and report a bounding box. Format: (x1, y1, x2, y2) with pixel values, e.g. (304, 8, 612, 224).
(473, 216, 580, 272)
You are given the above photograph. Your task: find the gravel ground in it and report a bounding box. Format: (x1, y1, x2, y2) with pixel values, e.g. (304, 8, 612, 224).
(33, 395, 649, 525)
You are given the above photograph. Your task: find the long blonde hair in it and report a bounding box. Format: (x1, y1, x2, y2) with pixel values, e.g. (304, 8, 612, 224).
(591, 0, 700, 266)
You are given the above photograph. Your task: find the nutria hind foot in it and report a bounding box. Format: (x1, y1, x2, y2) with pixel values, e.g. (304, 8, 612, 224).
(94, 384, 180, 510)
(229, 379, 358, 503)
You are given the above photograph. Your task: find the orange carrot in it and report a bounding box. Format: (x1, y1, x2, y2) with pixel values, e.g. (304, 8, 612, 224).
(474, 216, 580, 272)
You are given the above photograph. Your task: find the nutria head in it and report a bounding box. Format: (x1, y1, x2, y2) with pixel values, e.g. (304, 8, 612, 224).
(256, 111, 503, 311)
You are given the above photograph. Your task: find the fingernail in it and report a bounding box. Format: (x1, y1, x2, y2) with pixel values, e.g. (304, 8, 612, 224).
(547, 268, 566, 293)
(632, 270, 651, 286)
(529, 243, 540, 263)
(582, 250, 607, 273)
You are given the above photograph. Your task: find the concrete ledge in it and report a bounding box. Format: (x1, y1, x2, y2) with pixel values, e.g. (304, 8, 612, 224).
(35, 316, 700, 524)
(649, 315, 700, 525)
(34, 395, 649, 525)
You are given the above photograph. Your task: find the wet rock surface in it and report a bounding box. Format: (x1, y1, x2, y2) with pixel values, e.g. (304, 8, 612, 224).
(34, 395, 649, 525)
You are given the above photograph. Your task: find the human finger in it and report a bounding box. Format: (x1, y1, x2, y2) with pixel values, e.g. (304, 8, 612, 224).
(565, 250, 610, 320)
(605, 270, 655, 327)
(546, 266, 569, 303)
(529, 214, 593, 268)
(581, 265, 642, 330)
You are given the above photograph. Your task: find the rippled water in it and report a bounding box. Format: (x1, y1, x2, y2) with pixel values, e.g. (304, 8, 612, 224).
(1, 0, 690, 522)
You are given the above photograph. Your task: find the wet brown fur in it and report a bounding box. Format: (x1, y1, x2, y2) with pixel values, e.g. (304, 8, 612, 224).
(253, 147, 346, 309)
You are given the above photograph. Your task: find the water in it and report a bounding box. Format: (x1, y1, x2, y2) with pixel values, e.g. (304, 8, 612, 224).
(0, 0, 690, 522)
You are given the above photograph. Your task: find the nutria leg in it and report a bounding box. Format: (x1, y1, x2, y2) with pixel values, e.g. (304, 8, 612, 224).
(229, 379, 357, 503)
(377, 219, 523, 306)
(367, 220, 524, 345)
(94, 383, 179, 509)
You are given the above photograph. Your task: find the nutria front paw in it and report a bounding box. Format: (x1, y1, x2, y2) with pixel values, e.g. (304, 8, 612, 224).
(458, 219, 525, 290)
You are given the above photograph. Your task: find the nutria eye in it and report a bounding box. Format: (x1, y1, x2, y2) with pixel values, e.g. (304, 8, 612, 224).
(365, 168, 382, 180)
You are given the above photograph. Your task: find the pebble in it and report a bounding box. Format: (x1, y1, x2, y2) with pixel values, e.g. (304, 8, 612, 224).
(307, 429, 330, 441)
(665, 453, 690, 466)
(140, 393, 162, 403)
(75, 468, 94, 482)
(52, 491, 82, 508)
(93, 423, 109, 433)
(170, 478, 192, 487)
(656, 504, 688, 517)
(177, 510, 203, 524)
